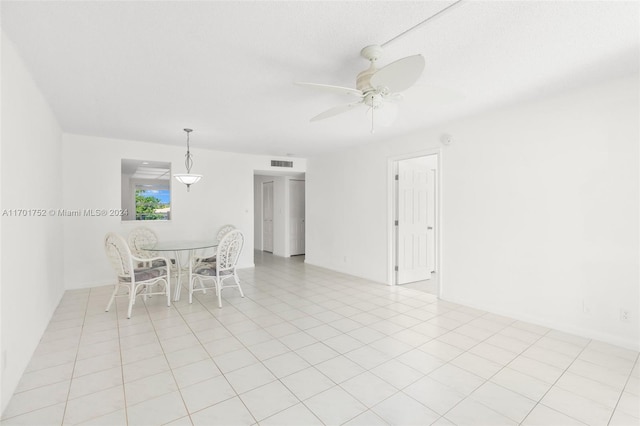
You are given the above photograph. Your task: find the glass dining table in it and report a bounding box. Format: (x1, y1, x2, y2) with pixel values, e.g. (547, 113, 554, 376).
(141, 240, 218, 301)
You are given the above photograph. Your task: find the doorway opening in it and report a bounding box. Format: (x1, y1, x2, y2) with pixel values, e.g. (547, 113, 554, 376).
(253, 172, 306, 260)
(390, 152, 440, 296)
(262, 181, 274, 253)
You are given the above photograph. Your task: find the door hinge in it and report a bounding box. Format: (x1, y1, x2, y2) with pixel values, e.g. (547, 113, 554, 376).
(395, 174, 399, 180)
(394, 266, 399, 271)
(394, 220, 398, 226)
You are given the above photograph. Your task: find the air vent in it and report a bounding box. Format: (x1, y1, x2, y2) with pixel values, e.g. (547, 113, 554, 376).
(271, 160, 293, 168)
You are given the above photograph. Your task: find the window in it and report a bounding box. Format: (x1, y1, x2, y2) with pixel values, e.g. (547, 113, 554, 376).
(121, 159, 171, 221)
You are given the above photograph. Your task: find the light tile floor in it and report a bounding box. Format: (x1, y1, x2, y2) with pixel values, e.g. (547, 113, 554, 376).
(1, 252, 639, 425)
(399, 277, 439, 296)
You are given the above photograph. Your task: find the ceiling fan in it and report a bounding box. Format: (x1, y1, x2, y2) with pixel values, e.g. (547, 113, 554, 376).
(296, 44, 425, 132)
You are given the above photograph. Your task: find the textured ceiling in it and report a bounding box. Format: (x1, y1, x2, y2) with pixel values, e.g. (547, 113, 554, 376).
(2, 1, 638, 157)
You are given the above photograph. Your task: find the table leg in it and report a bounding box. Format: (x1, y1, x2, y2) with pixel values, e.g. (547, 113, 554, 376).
(188, 250, 194, 304)
(173, 250, 182, 301)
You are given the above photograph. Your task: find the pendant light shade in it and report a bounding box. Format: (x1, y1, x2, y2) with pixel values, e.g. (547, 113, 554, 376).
(174, 174, 202, 185)
(173, 128, 202, 191)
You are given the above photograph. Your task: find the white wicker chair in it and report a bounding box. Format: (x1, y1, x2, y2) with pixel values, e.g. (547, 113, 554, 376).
(128, 226, 179, 276)
(190, 229, 244, 307)
(196, 224, 236, 263)
(104, 232, 171, 318)
(128, 227, 159, 266)
(216, 224, 236, 242)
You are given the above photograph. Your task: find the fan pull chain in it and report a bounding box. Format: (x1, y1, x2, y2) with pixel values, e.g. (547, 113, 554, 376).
(381, 0, 464, 47)
(371, 107, 375, 134)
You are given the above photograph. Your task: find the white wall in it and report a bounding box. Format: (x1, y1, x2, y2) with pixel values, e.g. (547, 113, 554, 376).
(0, 34, 65, 413)
(307, 146, 388, 279)
(62, 134, 306, 289)
(306, 75, 639, 350)
(121, 171, 135, 220)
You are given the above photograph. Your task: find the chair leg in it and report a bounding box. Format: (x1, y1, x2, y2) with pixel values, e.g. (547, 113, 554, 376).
(234, 273, 245, 298)
(199, 278, 207, 294)
(166, 278, 171, 307)
(105, 283, 119, 312)
(189, 276, 194, 304)
(127, 288, 135, 319)
(216, 277, 222, 308)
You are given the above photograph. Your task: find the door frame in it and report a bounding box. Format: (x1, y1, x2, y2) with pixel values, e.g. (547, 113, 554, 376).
(387, 148, 443, 297)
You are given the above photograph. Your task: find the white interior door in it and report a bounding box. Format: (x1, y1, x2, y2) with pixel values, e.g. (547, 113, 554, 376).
(263, 181, 274, 252)
(289, 180, 305, 255)
(427, 169, 436, 273)
(396, 158, 432, 284)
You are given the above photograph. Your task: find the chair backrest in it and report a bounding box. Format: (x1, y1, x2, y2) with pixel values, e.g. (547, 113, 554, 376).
(216, 230, 244, 272)
(128, 227, 158, 258)
(105, 232, 134, 278)
(216, 224, 236, 242)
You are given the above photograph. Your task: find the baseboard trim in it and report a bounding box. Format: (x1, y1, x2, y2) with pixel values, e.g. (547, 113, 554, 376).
(443, 295, 640, 352)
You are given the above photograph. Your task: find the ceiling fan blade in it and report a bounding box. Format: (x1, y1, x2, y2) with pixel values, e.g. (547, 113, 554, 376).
(295, 82, 363, 97)
(310, 102, 363, 122)
(370, 54, 425, 93)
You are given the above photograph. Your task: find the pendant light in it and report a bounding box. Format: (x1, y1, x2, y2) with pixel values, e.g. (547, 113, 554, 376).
(173, 128, 202, 191)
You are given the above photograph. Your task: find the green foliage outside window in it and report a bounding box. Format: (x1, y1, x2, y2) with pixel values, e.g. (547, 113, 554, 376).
(135, 190, 169, 220)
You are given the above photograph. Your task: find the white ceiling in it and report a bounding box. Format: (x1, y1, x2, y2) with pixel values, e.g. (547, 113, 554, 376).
(2, 1, 638, 157)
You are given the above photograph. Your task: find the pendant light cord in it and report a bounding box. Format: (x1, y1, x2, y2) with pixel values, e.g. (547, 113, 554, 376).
(184, 128, 194, 173)
(381, 0, 465, 47)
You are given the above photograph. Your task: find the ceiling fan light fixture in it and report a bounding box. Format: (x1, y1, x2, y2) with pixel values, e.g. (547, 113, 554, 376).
(173, 128, 202, 192)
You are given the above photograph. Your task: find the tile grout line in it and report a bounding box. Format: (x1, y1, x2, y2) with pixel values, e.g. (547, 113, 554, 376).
(606, 351, 640, 426)
(186, 263, 634, 425)
(336, 292, 494, 422)
(196, 280, 333, 425)
(167, 280, 259, 425)
(258, 269, 469, 423)
(139, 285, 198, 426)
(405, 313, 574, 424)
(517, 335, 593, 426)
(70, 287, 138, 424)
(394, 311, 521, 424)
(58, 290, 91, 426)
(211, 270, 415, 423)
(114, 286, 130, 426)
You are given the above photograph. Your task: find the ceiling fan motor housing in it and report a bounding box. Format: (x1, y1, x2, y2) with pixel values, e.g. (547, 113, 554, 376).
(356, 44, 384, 93)
(363, 92, 384, 108)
